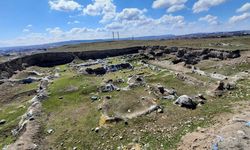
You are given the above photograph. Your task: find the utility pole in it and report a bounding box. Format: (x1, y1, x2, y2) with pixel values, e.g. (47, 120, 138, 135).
(112, 32, 115, 41)
(117, 32, 120, 40)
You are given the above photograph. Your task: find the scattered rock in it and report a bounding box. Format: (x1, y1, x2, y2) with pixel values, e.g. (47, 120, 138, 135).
(175, 95, 197, 109)
(157, 108, 164, 113)
(91, 96, 99, 101)
(119, 136, 123, 140)
(163, 95, 175, 100)
(105, 95, 112, 99)
(225, 82, 236, 90)
(85, 63, 132, 75)
(95, 127, 100, 133)
(85, 67, 107, 75)
(216, 81, 225, 91)
(195, 94, 207, 104)
(100, 83, 118, 92)
(210, 81, 237, 97)
(47, 129, 54, 134)
(20, 77, 41, 84)
(197, 94, 206, 100)
(150, 84, 176, 99)
(0, 119, 6, 125)
(128, 75, 145, 88)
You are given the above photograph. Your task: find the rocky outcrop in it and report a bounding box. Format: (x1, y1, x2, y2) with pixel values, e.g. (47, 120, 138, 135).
(140, 46, 241, 65)
(85, 63, 133, 75)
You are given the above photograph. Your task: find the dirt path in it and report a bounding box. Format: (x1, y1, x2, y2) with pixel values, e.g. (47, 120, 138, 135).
(177, 101, 250, 150)
(4, 77, 50, 150)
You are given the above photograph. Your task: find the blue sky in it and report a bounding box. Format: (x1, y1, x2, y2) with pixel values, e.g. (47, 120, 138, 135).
(0, 0, 250, 47)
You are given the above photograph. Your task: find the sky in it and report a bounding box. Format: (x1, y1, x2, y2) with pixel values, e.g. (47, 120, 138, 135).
(0, 0, 250, 47)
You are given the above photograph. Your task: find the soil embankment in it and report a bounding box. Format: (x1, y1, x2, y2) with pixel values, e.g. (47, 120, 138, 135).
(0, 46, 142, 79)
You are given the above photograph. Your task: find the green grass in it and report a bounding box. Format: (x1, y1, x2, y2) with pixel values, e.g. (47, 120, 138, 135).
(37, 58, 250, 149)
(0, 81, 38, 148)
(18, 82, 38, 93)
(49, 36, 250, 52)
(186, 72, 217, 83)
(146, 70, 204, 95)
(0, 104, 28, 148)
(204, 62, 250, 76)
(44, 74, 100, 112)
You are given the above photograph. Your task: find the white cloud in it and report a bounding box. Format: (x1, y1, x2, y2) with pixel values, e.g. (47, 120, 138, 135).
(0, 33, 48, 47)
(67, 27, 93, 34)
(83, 0, 116, 23)
(167, 4, 186, 13)
(237, 3, 250, 13)
(0, 27, 110, 47)
(193, 0, 227, 13)
(116, 8, 147, 21)
(46, 27, 64, 37)
(105, 7, 185, 32)
(105, 22, 123, 30)
(157, 14, 185, 28)
(229, 13, 250, 24)
(199, 14, 219, 25)
(4, 1, 250, 47)
(152, 0, 187, 13)
(49, 0, 82, 11)
(22, 24, 33, 33)
(67, 20, 80, 24)
(46, 27, 109, 42)
(22, 29, 30, 33)
(27, 24, 33, 28)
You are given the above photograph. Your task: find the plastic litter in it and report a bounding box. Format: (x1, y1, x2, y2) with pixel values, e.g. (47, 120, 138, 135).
(245, 121, 250, 127)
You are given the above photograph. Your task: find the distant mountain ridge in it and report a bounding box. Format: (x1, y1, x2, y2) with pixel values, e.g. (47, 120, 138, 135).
(1, 30, 250, 54)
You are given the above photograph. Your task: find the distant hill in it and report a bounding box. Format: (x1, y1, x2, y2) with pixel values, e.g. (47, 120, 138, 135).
(0, 39, 107, 54)
(0, 30, 249, 54)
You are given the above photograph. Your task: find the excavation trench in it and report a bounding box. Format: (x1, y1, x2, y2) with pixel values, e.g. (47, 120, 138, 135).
(0, 46, 142, 79)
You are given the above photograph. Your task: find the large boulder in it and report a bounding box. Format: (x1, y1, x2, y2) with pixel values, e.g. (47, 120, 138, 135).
(225, 82, 236, 90)
(128, 75, 145, 87)
(174, 95, 197, 109)
(151, 85, 177, 99)
(85, 67, 107, 75)
(107, 63, 132, 72)
(176, 49, 186, 57)
(100, 83, 118, 92)
(228, 50, 240, 58)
